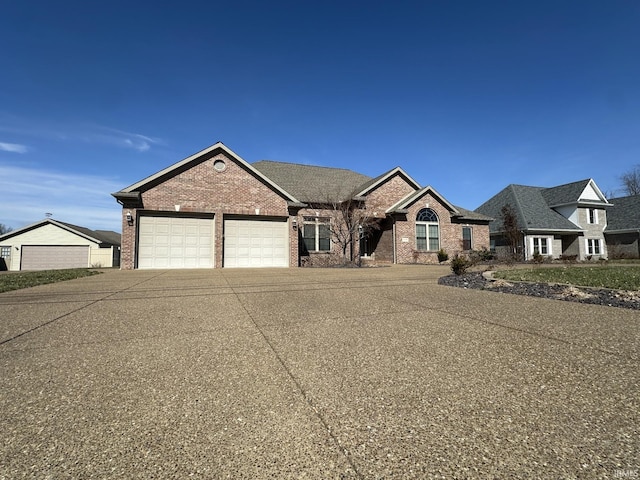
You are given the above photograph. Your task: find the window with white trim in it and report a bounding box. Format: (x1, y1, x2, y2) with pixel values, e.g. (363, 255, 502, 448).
(416, 208, 439, 251)
(532, 237, 549, 255)
(0, 246, 10, 268)
(462, 226, 472, 251)
(587, 238, 602, 255)
(303, 217, 330, 252)
(587, 208, 598, 224)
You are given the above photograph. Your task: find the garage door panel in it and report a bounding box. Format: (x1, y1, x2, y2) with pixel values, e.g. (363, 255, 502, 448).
(138, 216, 214, 269)
(21, 246, 90, 270)
(224, 219, 288, 268)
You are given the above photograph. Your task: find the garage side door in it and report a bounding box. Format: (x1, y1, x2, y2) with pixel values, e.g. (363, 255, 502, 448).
(138, 216, 214, 269)
(224, 219, 288, 268)
(21, 245, 89, 270)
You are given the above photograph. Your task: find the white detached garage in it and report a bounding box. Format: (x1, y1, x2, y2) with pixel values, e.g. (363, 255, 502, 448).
(0, 219, 121, 271)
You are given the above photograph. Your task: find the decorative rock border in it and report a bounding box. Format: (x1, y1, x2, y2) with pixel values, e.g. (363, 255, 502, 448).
(438, 271, 640, 310)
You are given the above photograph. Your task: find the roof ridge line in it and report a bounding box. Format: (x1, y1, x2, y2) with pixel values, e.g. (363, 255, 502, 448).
(254, 159, 367, 174)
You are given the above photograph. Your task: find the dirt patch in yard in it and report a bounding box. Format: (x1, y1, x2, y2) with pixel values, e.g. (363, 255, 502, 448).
(438, 272, 640, 310)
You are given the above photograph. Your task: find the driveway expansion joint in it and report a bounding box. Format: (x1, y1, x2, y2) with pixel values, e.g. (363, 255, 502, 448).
(225, 277, 365, 479)
(0, 271, 170, 347)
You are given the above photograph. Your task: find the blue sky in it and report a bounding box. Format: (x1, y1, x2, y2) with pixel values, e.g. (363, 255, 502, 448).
(1, 1, 639, 232)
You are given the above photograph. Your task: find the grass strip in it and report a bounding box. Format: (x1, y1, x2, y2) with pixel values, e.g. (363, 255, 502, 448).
(494, 266, 640, 291)
(0, 269, 102, 293)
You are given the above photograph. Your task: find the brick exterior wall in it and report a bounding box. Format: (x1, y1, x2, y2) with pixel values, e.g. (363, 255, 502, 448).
(394, 192, 490, 264)
(118, 151, 489, 269)
(364, 174, 417, 218)
(297, 207, 354, 267)
(119, 152, 296, 269)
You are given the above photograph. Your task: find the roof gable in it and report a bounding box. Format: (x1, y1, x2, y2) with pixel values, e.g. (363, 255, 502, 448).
(114, 142, 301, 204)
(541, 178, 608, 206)
(355, 167, 420, 197)
(387, 186, 459, 214)
(0, 219, 120, 245)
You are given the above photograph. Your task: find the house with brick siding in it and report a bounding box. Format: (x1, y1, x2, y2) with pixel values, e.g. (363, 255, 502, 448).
(112, 142, 491, 269)
(475, 179, 612, 261)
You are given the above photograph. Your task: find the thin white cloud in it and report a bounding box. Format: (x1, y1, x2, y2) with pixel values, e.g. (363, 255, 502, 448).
(0, 114, 163, 153)
(81, 126, 163, 152)
(0, 165, 123, 232)
(0, 142, 28, 153)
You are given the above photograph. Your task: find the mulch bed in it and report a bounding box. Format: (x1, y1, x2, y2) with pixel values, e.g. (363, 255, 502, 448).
(438, 271, 640, 311)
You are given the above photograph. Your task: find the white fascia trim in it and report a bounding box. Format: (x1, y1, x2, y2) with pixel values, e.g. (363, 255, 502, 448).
(585, 179, 610, 203)
(356, 167, 421, 197)
(386, 191, 419, 213)
(0, 219, 102, 244)
(386, 186, 460, 215)
(121, 142, 302, 204)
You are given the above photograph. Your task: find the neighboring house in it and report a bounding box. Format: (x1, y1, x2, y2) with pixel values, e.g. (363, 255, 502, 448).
(605, 194, 640, 259)
(475, 179, 611, 261)
(0, 219, 121, 271)
(112, 142, 491, 269)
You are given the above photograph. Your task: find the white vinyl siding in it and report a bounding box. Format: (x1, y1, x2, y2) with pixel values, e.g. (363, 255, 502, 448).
(138, 216, 214, 269)
(0, 222, 118, 271)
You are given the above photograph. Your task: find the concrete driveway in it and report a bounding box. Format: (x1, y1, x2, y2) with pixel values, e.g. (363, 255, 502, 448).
(1, 266, 638, 478)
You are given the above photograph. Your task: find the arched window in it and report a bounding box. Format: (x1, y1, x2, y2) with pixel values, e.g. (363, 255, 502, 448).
(416, 208, 439, 251)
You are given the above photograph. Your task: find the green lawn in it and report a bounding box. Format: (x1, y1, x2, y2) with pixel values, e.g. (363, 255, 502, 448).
(494, 266, 640, 291)
(0, 269, 102, 293)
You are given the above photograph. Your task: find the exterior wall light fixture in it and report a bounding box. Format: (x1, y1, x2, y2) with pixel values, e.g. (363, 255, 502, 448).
(126, 211, 134, 226)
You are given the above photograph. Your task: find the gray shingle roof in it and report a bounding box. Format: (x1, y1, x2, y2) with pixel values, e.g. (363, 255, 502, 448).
(606, 195, 640, 232)
(453, 206, 493, 222)
(540, 179, 592, 206)
(56, 221, 121, 245)
(475, 184, 582, 233)
(93, 230, 122, 245)
(252, 160, 373, 203)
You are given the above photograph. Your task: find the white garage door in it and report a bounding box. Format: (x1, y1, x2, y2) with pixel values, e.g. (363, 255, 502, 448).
(21, 245, 89, 270)
(224, 219, 289, 268)
(138, 216, 214, 269)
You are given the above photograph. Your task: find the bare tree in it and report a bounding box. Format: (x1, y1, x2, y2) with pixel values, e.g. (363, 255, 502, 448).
(501, 204, 521, 259)
(620, 164, 640, 196)
(0, 223, 12, 235)
(310, 191, 380, 264)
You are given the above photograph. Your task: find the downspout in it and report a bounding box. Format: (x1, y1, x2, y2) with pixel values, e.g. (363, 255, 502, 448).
(392, 218, 397, 264)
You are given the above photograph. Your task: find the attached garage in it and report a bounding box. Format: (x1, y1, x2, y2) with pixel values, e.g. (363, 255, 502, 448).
(138, 216, 214, 269)
(21, 245, 90, 270)
(224, 218, 289, 268)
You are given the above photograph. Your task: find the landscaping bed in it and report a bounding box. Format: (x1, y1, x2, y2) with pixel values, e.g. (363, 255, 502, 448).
(438, 271, 640, 310)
